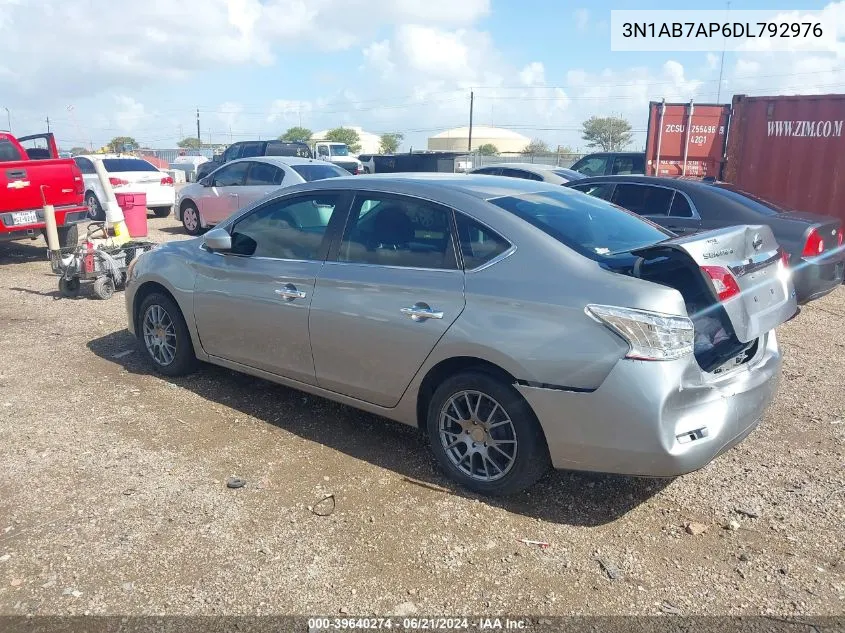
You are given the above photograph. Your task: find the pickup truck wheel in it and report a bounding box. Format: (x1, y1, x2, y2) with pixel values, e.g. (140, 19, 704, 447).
(151, 206, 173, 218)
(58, 277, 81, 298)
(56, 224, 79, 249)
(181, 203, 202, 236)
(92, 276, 115, 300)
(86, 192, 105, 221)
(138, 293, 198, 376)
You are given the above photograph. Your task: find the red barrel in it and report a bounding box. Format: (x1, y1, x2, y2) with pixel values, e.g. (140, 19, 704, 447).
(115, 192, 148, 238)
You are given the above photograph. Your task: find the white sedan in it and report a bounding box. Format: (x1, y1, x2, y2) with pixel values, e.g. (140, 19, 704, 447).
(175, 156, 350, 235)
(73, 155, 176, 220)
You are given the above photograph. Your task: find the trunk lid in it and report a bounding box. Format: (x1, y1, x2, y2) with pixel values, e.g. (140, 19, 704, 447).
(633, 224, 797, 343)
(1, 159, 83, 214)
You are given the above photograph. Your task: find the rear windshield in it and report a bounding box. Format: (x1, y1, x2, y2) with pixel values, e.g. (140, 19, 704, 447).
(102, 158, 159, 172)
(713, 183, 786, 216)
(291, 164, 347, 182)
(266, 142, 311, 158)
(0, 139, 23, 162)
(488, 189, 671, 260)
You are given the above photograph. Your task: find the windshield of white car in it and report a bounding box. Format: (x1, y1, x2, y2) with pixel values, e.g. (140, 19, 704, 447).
(291, 164, 348, 182)
(489, 189, 671, 260)
(102, 159, 159, 172)
(329, 144, 349, 156)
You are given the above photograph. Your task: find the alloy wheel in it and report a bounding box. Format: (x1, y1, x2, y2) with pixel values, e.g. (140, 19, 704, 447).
(142, 304, 177, 366)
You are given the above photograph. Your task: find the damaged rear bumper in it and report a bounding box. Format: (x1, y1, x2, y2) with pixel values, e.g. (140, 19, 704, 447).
(517, 331, 782, 477)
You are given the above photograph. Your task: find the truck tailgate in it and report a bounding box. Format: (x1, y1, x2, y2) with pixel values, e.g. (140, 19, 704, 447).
(1, 160, 83, 214)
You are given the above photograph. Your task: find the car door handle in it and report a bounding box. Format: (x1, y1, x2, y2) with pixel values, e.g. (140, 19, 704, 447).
(228, 193, 238, 197)
(400, 303, 444, 321)
(275, 283, 307, 301)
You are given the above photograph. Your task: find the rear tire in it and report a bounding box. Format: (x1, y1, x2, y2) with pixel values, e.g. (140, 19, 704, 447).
(180, 203, 202, 236)
(56, 224, 79, 249)
(92, 276, 115, 300)
(86, 192, 105, 221)
(151, 206, 173, 218)
(426, 371, 551, 496)
(137, 292, 198, 376)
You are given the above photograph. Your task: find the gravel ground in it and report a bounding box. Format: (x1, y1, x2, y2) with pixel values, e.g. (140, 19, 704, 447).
(0, 214, 843, 618)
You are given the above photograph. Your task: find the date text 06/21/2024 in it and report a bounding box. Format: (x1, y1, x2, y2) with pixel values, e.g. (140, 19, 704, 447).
(307, 617, 530, 630)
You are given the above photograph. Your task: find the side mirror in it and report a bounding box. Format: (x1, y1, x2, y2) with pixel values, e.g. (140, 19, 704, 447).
(203, 227, 232, 252)
(199, 177, 211, 187)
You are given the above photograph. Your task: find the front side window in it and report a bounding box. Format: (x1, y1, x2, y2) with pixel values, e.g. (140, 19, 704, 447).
(572, 155, 608, 176)
(338, 194, 456, 270)
(611, 156, 635, 175)
(610, 184, 674, 217)
(570, 182, 615, 201)
(222, 144, 243, 162)
(229, 193, 341, 260)
(488, 189, 670, 260)
(245, 162, 283, 186)
(455, 214, 511, 270)
(317, 145, 330, 157)
(212, 162, 250, 187)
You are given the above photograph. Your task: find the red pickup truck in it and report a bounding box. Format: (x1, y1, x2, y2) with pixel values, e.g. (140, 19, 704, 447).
(0, 132, 88, 248)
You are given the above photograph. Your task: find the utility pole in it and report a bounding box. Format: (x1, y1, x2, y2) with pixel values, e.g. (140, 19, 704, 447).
(196, 108, 201, 145)
(3, 107, 10, 133)
(467, 90, 474, 153)
(716, 1, 730, 102)
(178, 124, 183, 140)
(46, 116, 50, 133)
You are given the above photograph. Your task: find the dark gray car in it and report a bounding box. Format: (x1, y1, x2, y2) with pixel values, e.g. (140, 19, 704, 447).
(567, 176, 845, 304)
(125, 175, 797, 495)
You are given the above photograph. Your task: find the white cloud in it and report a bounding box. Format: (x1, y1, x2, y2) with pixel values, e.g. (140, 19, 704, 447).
(519, 62, 545, 86)
(574, 8, 589, 31)
(362, 40, 396, 77)
(112, 96, 148, 133)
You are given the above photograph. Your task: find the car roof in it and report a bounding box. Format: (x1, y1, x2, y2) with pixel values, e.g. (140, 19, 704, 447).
(229, 156, 339, 168)
(77, 154, 150, 161)
(474, 162, 562, 172)
(568, 174, 718, 193)
(300, 172, 572, 200)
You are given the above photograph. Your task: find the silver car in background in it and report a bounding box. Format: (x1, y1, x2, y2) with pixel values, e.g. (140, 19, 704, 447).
(126, 175, 797, 495)
(176, 156, 349, 235)
(469, 162, 585, 184)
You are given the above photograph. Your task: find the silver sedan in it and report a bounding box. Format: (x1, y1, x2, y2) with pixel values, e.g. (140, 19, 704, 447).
(469, 162, 585, 184)
(175, 156, 349, 235)
(125, 175, 797, 495)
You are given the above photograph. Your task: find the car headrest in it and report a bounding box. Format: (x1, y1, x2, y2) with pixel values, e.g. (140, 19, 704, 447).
(373, 206, 414, 246)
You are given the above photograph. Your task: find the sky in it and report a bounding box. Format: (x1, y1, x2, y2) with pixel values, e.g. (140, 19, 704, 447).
(0, 0, 843, 152)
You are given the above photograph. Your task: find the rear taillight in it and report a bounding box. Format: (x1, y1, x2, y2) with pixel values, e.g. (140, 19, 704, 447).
(71, 165, 84, 195)
(802, 228, 824, 257)
(160, 176, 174, 186)
(701, 265, 741, 302)
(109, 177, 129, 187)
(586, 305, 694, 361)
(354, 164, 363, 175)
(837, 227, 843, 247)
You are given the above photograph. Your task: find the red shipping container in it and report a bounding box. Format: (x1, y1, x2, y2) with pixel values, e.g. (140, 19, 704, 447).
(644, 100, 731, 178)
(723, 93, 845, 223)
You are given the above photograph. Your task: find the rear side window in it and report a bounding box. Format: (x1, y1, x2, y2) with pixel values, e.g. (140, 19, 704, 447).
(501, 168, 543, 181)
(266, 141, 311, 158)
(0, 140, 22, 162)
(488, 189, 670, 260)
(291, 164, 347, 182)
(101, 159, 159, 172)
(572, 155, 608, 176)
(338, 194, 457, 270)
(239, 142, 263, 158)
(669, 193, 694, 218)
(246, 162, 283, 186)
(610, 184, 673, 216)
(611, 156, 636, 175)
(455, 214, 511, 270)
(570, 182, 614, 201)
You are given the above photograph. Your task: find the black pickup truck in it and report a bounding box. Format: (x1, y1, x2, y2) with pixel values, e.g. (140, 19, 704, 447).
(196, 140, 312, 181)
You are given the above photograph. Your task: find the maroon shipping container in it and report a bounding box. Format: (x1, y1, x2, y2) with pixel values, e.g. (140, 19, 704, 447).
(723, 93, 845, 223)
(644, 100, 731, 178)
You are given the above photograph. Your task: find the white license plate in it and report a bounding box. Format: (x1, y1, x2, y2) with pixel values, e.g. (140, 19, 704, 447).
(11, 211, 38, 225)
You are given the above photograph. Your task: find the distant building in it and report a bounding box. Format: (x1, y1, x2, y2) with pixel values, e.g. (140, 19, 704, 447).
(427, 126, 531, 153)
(312, 126, 381, 155)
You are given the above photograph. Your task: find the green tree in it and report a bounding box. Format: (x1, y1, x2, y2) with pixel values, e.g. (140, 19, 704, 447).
(323, 127, 361, 153)
(379, 132, 403, 153)
(280, 126, 313, 143)
(69, 146, 87, 156)
(107, 136, 138, 152)
(523, 138, 549, 155)
(476, 143, 499, 156)
(177, 137, 202, 149)
(581, 116, 633, 151)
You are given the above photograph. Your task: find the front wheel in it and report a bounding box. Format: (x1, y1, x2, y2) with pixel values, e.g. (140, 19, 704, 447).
(426, 371, 551, 496)
(180, 203, 202, 236)
(138, 293, 198, 376)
